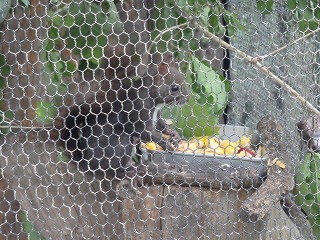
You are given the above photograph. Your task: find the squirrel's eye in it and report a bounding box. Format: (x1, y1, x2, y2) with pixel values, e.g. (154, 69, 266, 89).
(171, 85, 179, 92)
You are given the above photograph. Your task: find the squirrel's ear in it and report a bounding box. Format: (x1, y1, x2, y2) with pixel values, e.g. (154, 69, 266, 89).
(151, 52, 174, 64)
(162, 53, 173, 64)
(152, 63, 169, 85)
(158, 63, 169, 75)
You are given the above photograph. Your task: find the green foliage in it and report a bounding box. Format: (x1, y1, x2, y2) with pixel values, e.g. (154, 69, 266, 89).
(154, 0, 234, 137)
(36, 101, 57, 124)
(0, 54, 12, 134)
(257, 0, 274, 14)
(40, 0, 120, 123)
(0, 108, 12, 134)
(256, 0, 320, 32)
(20, 211, 45, 240)
(19, 0, 29, 6)
(0, 0, 30, 23)
(57, 151, 69, 163)
(156, 0, 244, 44)
(162, 94, 220, 138)
(45, 0, 120, 78)
(0, 0, 11, 23)
(190, 56, 227, 110)
(0, 54, 9, 94)
(290, 0, 320, 32)
(295, 152, 320, 238)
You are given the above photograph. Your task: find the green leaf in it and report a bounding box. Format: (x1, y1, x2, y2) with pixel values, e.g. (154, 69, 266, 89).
(162, 94, 220, 138)
(58, 151, 69, 163)
(64, 15, 74, 28)
(191, 56, 227, 112)
(0, 54, 5, 67)
(93, 46, 103, 60)
(36, 101, 57, 124)
(47, 84, 57, 96)
(0, 78, 5, 89)
(80, 24, 91, 36)
(20, 211, 46, 240)
(308, 20, 318, 31)
(1, 65, 10, 77)
(189, 39, 198, 51)
(76, 36, 86, 49)
(55, 61, 65, 73)
(297, 0, 308, 9)
(52, 15, 63, 27)
(58, 83, 68, 95)
(104, 1, 123, 33)
(298, 19, 308, 32)
(52, 95, 62, 107)
(66, 60, 76, 73)
(287, 0, 297, 10)
(49, 51, 60, 62)
(199, 6, 211, 26)
(303, 8, 314, 21)
(209, 13, 223, 35)
(78, 59, 88, 71)
(48, 27, 59, 39)
(229, 12, 245, 32)
(19, 0, 29, 7)
(4, 109, 12, 120)
(70, 26, 81, 38)
(305, 193, 314, 201)
(97, 35, 107, 47)
(299, 152, 313, 180)
(0, 0, 11, 23)
(87, 36, 97, 47)
(295, 151, 320, 238)
(82, 46, 92, 60)
(315, 7, 320, 20)
(187, 0, 195, 5)
(257, 0, 274, 14)
(44, 39, 54, 51)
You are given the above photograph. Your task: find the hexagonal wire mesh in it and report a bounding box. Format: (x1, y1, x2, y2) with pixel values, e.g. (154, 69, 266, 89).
(0, 0, 319, 239)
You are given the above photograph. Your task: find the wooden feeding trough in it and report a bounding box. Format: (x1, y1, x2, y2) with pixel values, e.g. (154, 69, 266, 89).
(116, 125, 305, 239)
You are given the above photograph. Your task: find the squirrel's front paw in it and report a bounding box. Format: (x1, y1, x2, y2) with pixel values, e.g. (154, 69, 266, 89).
(162, 137, 180, 152)
(155, 129, 181, 151)
(167, 129, 181, 150)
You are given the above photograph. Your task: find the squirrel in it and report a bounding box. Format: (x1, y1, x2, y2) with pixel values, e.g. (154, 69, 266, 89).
(57, 52, 190, 184)
(298, 117, 320, 152)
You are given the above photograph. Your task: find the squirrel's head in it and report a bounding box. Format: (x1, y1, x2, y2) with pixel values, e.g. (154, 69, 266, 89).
(149, 53, 190, 105)
(298, 117, 320, 152)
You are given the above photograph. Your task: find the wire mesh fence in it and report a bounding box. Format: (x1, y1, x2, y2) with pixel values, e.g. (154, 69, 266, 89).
(0, 0, 319, 239)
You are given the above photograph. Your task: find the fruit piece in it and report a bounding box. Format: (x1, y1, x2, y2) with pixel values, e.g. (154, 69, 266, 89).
(198, 136, 209, 148)
(275, 160, 285, 169)
(225, 146, 236, 155)
(219, 139, 230, 148)
(238, 135, 251, 147)
(268, 158, 286, 169)
(237, 147, 256, 157)
(256, 145, 267, 157)
(187, 142, 198, 150)
(176, 141, 198, 152)
(214, 147, 225, 155)
(236, 150, 247, 157)
(209, 137, 220, 148)
(143, 133, 260, 158)
(145, 142, 163, 151)
(204, 148, 215, 154)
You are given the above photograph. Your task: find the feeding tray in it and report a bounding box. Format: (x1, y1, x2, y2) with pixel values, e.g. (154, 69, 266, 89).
(142, 125, 268, 175)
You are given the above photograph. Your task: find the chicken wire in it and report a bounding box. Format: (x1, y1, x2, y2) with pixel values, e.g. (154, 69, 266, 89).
(0, 0, 319, 239)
